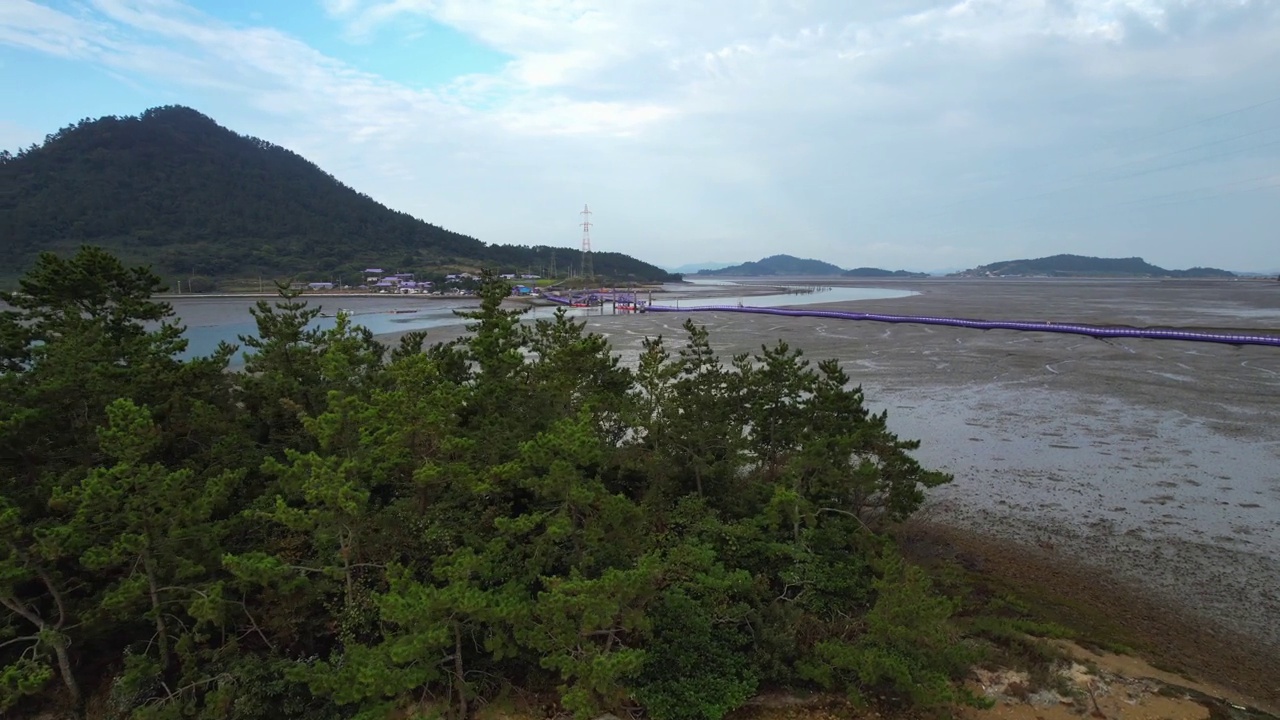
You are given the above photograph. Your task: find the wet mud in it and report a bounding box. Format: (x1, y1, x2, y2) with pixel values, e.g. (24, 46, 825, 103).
(381, 278, 1280, 703)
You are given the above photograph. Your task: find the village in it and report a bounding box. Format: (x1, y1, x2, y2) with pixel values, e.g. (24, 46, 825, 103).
(304, 268, 546, 297)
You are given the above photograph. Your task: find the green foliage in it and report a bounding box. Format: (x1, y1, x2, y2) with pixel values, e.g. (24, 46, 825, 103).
(632, 583, 757, 720)
(0, 106, 680, 285)
(0, 656, 53, 712)
(797, 552, 984, 709)
(0, 248, 964, 719)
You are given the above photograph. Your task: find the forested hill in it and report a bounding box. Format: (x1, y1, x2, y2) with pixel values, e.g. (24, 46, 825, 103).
(698, 254, 925, 277)
(0, 106, 678, 285)
(955, 254, 1236, 278)
(696, 254, 841, 276)
(843, 267, 929, 278)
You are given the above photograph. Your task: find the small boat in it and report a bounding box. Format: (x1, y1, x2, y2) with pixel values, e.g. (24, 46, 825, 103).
(390, 308, 419, 314)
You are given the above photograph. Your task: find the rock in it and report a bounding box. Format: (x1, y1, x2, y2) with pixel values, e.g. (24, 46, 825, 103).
(1028, 689, 1066, 708)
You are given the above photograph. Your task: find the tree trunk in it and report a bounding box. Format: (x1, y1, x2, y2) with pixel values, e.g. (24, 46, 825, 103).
(453, 619, 468, 719)
(342, 531, 355, 609)
(51, 631, 82, 708)
(142, 553, 170, 669)
(0, 594, 81, 706)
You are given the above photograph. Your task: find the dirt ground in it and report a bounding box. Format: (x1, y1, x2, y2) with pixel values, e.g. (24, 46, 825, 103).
(380, 277, 1280, 710)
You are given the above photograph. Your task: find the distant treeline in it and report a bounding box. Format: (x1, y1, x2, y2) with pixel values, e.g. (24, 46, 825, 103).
(954, 254, 1236, 278)
(697, 255, 927, 278)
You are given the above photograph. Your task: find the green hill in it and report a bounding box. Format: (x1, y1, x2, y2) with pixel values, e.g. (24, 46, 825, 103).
(0, 106, 678, 286)
(698, 254, 845, 276)
(698, 254, 925, 278)
(955, 254, 1235, 278)
(843, 267, 928, 278)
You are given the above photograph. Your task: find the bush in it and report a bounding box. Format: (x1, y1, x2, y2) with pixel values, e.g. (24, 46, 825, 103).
(632, 589, 757, 720)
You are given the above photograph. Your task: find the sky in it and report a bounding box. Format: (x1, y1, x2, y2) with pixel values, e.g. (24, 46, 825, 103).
(2, 1, 1279, 273)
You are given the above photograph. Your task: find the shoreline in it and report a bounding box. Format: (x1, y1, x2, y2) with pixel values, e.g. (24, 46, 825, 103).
(898, 520, 1280, 714)
(181, 278, 1279, 708)
(365, 278, 1280, 711)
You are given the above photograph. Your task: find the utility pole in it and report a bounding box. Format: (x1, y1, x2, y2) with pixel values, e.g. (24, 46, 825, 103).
(580, 204, 593, 283)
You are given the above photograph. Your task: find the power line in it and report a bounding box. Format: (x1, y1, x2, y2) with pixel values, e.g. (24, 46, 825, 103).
(1113, 172, 1280, 208)
(921, 170, 1280, 244)
(1009, 132, 1280, 206)
(1143, 95, 1280, 141)
(906, 93, 1280, 223)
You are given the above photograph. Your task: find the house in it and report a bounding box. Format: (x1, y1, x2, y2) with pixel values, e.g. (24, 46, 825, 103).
(521, 274, 541, 279)
(499, 273, 517, 280)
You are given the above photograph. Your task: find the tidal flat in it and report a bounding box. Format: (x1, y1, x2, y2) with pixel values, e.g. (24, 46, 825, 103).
(384, 277, 1280, 706)
(201, 277, 1280, 706)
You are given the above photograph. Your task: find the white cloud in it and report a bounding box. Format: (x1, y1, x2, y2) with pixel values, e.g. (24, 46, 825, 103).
(2, 0, 1279, 270)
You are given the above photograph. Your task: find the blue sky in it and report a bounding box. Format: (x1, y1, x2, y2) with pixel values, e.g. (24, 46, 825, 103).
(2, 0, 1279, 272)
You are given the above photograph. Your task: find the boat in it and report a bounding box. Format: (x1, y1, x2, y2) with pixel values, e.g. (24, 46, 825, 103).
(390, 308, 419, 314)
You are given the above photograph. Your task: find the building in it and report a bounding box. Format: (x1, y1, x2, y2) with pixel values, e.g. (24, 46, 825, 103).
(308, 282, 335, 291)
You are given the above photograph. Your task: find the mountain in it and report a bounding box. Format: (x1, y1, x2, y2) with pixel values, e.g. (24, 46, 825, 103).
(696, 254, 926, 278)
(696, 254, 847, 276)
(0, 106, 678, 286)
(843, 267, 929, 278)
(667, 261, 736, 274)
(954, 254, 1236, 279)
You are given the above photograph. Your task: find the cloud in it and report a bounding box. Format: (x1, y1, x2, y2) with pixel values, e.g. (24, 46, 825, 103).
(2, 0, 1279, 270)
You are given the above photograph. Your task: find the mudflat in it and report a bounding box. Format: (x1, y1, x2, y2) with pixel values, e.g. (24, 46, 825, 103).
(383, 278, 1280, 707)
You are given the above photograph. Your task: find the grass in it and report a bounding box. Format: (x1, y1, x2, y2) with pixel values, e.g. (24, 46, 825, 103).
(937, 559, 1143, 659)
(904, 550, 1153, 699)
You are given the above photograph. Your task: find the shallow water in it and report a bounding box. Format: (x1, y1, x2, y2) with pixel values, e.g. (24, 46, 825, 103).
(666, 286, 917, 308)
(172, 296, 475, 359)
(170, 282, 913, 359)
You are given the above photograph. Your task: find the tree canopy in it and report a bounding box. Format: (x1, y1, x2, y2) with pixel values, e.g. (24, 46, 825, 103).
(1, 247, 977, 720)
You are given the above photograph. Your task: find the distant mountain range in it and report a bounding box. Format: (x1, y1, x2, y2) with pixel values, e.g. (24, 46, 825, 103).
(843, 267, 933, 278)
(666, 261, 737, 274)
(0, 106, 678, 285)
(695, 254, 928, 278)
(952, 254, 1237, 278)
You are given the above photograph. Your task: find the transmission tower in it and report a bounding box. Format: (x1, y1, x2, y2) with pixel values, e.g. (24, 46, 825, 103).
(580, 204, 594, 282)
